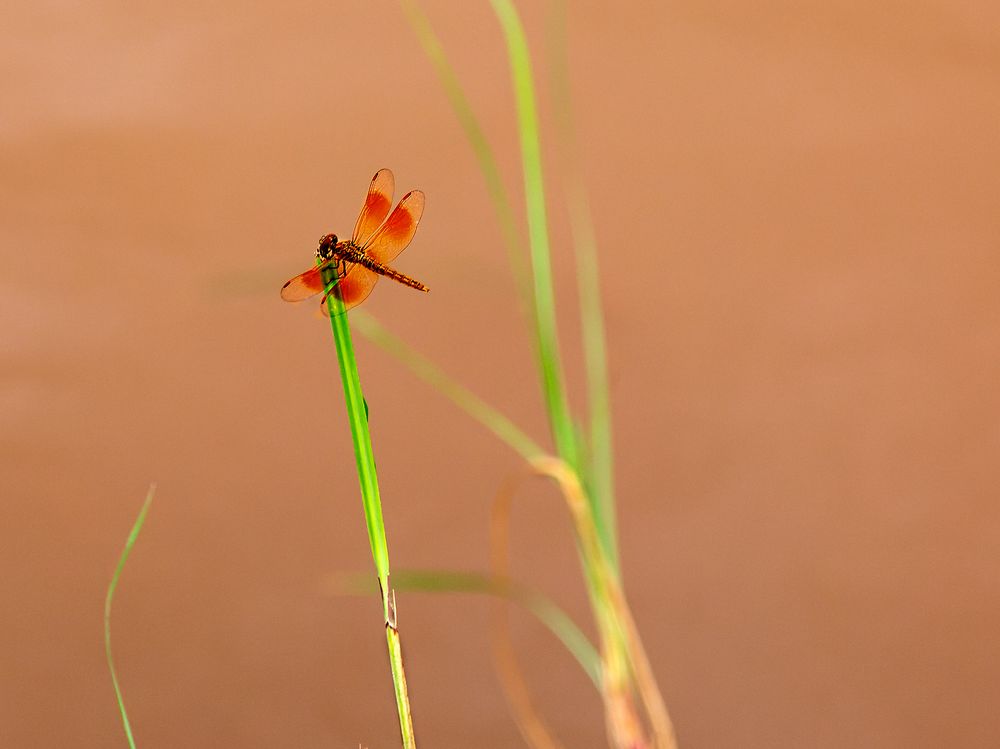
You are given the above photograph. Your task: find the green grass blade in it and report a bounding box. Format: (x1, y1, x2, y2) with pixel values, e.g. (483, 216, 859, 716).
(104, 485, 155, 749)
(545, 0, 618, 570)
(352, 310, 544, 462)
(400, 0, 531, 303)
(487, 0, 579, 475)
(325, 292, 391, 602)
(403, 0, 581, 478)
(334, 569, 601, 686)
(385, 623, 417, 748)
(323, 285, 416, 748)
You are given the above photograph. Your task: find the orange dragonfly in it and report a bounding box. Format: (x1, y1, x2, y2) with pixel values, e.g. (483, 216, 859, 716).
(281, 169, 427, 313)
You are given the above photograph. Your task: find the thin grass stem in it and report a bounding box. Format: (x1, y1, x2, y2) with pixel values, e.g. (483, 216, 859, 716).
(532, 457, 677, 749)
(334, 568, 601, 686)
(325, 292, 390, 599)
(324, 285, 416, 749)
(545, 0, 618, 571)
(104, 485, 155, 749)
(352, 310, 544, 462)
(487, 0, 580, 476)
(400, 0, 531, 305)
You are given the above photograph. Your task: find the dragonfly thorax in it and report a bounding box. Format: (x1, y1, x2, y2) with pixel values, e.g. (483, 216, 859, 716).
(316, 235, 366, 265)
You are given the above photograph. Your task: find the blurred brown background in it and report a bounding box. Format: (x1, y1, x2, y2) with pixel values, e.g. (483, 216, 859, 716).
(2, 1, 999, 746)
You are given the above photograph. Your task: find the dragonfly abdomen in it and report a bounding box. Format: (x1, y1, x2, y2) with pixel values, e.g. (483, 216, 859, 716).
(351, 251, 429, 292)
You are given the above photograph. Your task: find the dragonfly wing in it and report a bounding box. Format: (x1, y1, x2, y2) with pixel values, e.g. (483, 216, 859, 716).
(280, 266, 326, 302)
(361, 190, 425, 265)
(352, 169, 395, 247)
(320, 264, 380, 316)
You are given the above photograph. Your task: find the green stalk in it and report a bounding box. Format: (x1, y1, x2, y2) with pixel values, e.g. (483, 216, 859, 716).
(105, 485, 155, 749)
(385, 608, 415, 747)
(324, 285, 416, 749)
(402, 0, 616, 651)
(487, 0, 580, 476)
(396, 3, 668, 743)
(326, 291, 390, 602)
(546, 0, 618, 571)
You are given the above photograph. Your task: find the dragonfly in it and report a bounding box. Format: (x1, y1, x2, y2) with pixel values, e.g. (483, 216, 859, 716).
(280, 169, 427, 314)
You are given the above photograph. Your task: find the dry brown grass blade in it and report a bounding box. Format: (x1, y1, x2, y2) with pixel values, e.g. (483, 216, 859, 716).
(529, 456, 677, 749)
(490, 469, 568, 749)
(606, 576, 676, 749)
(485, 455, 678, 749)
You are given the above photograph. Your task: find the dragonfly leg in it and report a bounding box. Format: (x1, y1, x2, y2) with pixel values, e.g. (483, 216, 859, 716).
(320, 260, 346, 289)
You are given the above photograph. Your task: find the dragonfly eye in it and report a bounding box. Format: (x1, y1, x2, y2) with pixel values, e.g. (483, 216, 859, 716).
(316, 234, 339, 261)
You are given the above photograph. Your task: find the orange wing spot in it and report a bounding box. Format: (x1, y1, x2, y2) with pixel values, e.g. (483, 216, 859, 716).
(280, 266, 326, 302)
(362, 190, 425, 266)
(320, 265, 380, 316)
(352, 169, 395, 247)
(283, 171, 425, 314)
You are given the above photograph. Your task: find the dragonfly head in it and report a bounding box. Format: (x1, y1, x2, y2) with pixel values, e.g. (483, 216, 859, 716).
(316, 233, 338, 262)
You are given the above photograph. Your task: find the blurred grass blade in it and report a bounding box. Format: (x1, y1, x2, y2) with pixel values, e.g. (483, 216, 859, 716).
(545, 0, 618, 570)
(490, 468, 570, 749)
(352, 310, 544, 462)
(531, 457, 677, 749)
(486, 0, 578, 470)
(333, 568, 601, 686)
(400, 0, 531, 303)
(105, 485, 155, 749)
(403, 0, 581, 477)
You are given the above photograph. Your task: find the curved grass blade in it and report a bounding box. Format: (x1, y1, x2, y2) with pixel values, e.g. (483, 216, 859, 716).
(400, 0, 531, 304)
(530, 457, 677, 749)
(401, 0, 582, 484)
(352, 310, 544, 462)
(104, 485, 155, 749)
(331, 568, 600, 687)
